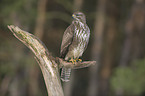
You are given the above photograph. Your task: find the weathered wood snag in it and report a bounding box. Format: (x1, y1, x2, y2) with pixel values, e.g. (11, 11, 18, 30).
(8, 25, 96, 96)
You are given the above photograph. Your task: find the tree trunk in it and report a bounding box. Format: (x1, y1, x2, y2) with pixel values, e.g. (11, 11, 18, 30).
(73, 0, 83, 11)
(8, 25, 64, 96)
(88, 0, 107, 95)
(117, 0, 145, 95)
(98, 0, 120, 95)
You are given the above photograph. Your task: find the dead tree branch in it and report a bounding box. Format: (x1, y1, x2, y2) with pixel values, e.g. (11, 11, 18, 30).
(8, 25, 96, 96)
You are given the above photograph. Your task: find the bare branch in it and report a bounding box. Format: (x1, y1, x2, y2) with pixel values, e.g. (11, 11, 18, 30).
(7, 25, 96, 96)
(8, 25, 64, 96)
(57, 57, 97, 69)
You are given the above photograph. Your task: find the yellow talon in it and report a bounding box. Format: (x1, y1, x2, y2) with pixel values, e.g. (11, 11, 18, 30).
(69, 58, 76, 64)
(74, 59, 77, 63)
(78, 59, 82, 62)
(69, 58, 82, 64)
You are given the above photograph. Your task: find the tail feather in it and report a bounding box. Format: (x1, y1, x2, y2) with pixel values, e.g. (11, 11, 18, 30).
(61, 68, 71, 82)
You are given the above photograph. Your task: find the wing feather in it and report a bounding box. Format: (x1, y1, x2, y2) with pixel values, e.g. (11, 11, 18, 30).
(84, 26, 90, 51)
(60, 24, 74, 58)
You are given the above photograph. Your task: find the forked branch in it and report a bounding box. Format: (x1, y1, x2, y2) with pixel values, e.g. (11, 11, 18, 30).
(8, 25, 96, 96)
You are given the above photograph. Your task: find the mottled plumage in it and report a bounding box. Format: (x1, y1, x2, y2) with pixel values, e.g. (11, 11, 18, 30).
(60, 12, 90, 82)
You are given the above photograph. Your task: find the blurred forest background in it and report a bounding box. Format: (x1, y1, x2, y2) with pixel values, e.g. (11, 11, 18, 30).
(0, 0, 145, 96)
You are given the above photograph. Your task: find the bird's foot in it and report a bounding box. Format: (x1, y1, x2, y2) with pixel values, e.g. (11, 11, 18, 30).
(69, 58, 82, 64)
(69, 58, 77, 64)
(78, 59, 82, 62)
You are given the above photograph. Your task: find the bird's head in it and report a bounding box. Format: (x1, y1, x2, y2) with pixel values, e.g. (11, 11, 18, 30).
(72, 12, 86, 23)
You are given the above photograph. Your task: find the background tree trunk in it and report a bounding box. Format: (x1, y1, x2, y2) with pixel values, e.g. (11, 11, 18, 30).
(98, 0, 120, 95)
(73, 0, 83, 11)
(117, 0, 145, 95)
(88, 0, 107, 95)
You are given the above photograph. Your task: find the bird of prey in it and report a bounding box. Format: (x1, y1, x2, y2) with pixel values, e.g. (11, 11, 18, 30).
(60, 12, 90, 82)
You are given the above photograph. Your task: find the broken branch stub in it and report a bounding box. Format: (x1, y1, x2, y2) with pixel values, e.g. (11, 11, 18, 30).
(57, 57, 97, 69)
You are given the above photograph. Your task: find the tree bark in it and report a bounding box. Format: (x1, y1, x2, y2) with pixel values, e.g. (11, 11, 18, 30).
(8, 25, 64, 96)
